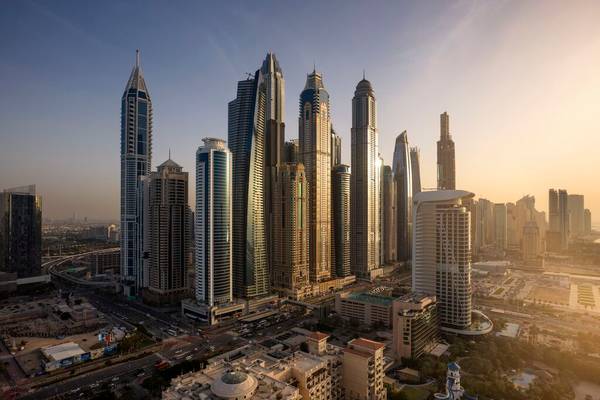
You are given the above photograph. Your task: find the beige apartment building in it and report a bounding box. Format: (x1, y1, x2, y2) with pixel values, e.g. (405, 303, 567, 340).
(271, 163, 311, 300)
(343, 338, 386, 400)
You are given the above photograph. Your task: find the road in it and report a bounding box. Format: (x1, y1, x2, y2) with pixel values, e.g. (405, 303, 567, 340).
(20, 352, 161, 400)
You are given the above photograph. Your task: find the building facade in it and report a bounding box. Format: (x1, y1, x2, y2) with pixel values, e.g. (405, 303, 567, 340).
(228, 68, 269, 299)
(558, 189, 569, 250)
(120, 50, 152, 297)
(413, 190, 474, 330)
(343, 338, 386, 400)
(299, 70, 333, 283)
(568, 194, 585, 237)
(195, 139, 233, 310)
(0, 185, 42, 278)
(335, 290, 395, 328)
(392, 294, 439, 360)
(261, 53, 286, 289)
(382, 165, 397, 264)
(350, 78, 382, 280)
(393, 131, 412, 263)
(494, 203, 508, 252)
(142, 159, 191, 304)
(272, 163, 311, 300)
(437, 112, 456, 190)
(410, 147, 421, 195)
(332, 164, 351, 278)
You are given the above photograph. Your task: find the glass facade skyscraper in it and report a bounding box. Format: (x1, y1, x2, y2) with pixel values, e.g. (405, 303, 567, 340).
(196, 138, 233, 307)
(393, 131, 412, 262)
(120, 50, 152, 297)
(0, 185, 42, 278)
(228, 67, 269, 299)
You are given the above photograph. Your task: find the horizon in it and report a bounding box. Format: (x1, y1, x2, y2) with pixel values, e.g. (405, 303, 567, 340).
(1, 0, 599, 222)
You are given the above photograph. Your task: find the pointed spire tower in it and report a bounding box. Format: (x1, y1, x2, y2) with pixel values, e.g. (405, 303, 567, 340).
(120, 49, 153, 297)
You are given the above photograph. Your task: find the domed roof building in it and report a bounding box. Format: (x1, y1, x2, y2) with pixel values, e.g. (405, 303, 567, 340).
(211, 371, 258, 399)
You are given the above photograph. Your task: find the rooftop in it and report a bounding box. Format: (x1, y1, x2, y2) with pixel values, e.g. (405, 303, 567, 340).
(349, 338, 386, 352)
(414, 190, 474, 204)
(42, 342, 86, 362)
(346, 292, 395, 307)
(307, 331, 329, 341)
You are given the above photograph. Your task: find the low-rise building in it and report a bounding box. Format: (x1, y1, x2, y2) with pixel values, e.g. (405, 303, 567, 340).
(335, 289, 396, 327)
(392, 294, 440, 360)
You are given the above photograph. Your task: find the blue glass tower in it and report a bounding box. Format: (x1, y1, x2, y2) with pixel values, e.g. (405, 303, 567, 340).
(120, 50, 152, 297)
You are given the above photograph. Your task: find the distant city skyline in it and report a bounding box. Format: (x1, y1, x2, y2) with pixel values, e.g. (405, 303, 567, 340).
(1, 1, 599, 221)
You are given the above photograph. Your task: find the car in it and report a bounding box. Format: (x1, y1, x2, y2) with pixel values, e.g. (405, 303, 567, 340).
(89, 383, 99, 389)
(111, 377, 119, 382)
(71, 388, 81, 393)
(185, 355, 192, 361)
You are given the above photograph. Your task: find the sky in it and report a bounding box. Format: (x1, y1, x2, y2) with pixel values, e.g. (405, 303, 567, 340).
(1, 0, 599, 222)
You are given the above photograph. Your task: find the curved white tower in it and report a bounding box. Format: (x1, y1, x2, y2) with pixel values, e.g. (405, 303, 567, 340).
(413, 190, 474, 329)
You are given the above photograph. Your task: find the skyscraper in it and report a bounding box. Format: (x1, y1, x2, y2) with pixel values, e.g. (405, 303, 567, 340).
(350, 77, 381, 280)
(410, 147, 421, 195)
(120, 50, 152, 297)
(437, 112, 455, 190)
(568, 194, 585, 237)
(331, 128, 342, 168)
(548, 189, 559, 232)
(393, 131, 412, 262)
(299, 69, 332, 283)
(332, 164, 351, 278)
(228, 67, 269, 299)
(494, 203, 508, 252)
(141, 159, 191, 305)
(284, 139, 299, 163)
(382, 166, 397, 264)
(413, 190, 474, 330)
(558, 189, 569, 250)
(378, 154, 384, 267)
(272, 163, 310, 299)
(0, 185, 41, 278)
(195, 138, 233, 309)
(584, 209, 592, 235)
(261, 53, 285, 286)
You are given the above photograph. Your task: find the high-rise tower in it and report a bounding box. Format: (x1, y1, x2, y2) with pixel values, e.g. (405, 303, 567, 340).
(228, 68, 269, 299)
(182, 138, 246, 325)
(271, 163, 310, 299)
(261, 54, 285, 281)
(558, 189, 569, 250)
(410, 147, 421, 195)
(120, 50, 152, 297)
(332, 164, 351, 277)
(299, 70, 332, 283)
(350, 77, 382, 280)
(393, 131, 412, 262)
(141, 158, 191, 305)
(413, 190, 474, 330)
(437, 112, 455, 190)
(382, 166, 397, 264)
(0, 185, 42, 278)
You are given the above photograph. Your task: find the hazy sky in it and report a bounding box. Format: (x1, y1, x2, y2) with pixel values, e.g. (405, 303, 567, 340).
(1, 0, 599, 222)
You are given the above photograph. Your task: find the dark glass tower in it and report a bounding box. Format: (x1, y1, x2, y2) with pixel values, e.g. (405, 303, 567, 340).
(332, 164, 351, 277)
(0, 185, 41, 278)
(228, 68, 269, 299)
(393, 131, 412, 262)
(120, 50, 152, 297)
(437, 112, 455, 190)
